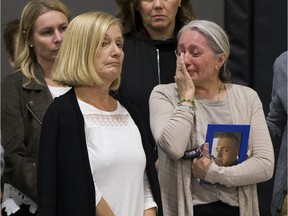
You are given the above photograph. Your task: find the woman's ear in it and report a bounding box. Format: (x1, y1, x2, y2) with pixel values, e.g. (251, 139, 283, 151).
(216, 53, 227, 70)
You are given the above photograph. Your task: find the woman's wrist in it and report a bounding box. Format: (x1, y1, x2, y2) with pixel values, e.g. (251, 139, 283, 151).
(178, 98, 195, 107)
(176, 98, 196, 113)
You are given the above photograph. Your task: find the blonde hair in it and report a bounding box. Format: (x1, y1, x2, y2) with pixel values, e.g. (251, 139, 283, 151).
(14, 0, 71, 85)
(52, 11, 123, 91)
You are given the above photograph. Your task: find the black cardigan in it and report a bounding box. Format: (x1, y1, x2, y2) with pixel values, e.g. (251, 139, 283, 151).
(37, 88, 163, 216)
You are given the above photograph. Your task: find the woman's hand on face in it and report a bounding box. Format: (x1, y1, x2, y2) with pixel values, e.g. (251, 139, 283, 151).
(175, 52, 195, 100)
(191, 143, 212, 179)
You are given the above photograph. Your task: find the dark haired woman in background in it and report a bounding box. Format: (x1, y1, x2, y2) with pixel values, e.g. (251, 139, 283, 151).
(115, 0, 195, 166)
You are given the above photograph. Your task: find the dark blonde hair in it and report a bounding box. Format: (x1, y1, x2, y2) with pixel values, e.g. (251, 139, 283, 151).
(115, 0, 195, 36)
(52, 11, 123, 91)
(14, 0, 71, 84)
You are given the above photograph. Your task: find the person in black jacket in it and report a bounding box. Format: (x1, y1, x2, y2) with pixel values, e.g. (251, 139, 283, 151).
(37, 11, 163, 216)
(115, 0, 195, 165)
(1, 1, 70, 215)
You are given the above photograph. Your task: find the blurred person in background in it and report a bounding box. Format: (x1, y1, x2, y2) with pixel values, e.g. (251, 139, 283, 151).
(1, 1, 71, 215)
(267, 51, 287, 216)
(3, 18, 20, 68)
(115, 0, 195, 166)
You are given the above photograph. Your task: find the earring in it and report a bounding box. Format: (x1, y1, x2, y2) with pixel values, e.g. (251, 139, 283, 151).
(29, 44, 34, 48)
(179, 4, 181, 7)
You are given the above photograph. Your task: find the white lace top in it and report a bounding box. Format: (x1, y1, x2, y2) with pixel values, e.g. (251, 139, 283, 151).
(78, 99, 157, 215)
(1, 86, 70, 215)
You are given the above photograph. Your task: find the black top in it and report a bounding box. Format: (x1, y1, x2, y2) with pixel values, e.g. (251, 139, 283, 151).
(118, 33, 177, 161)
(37, 88, 163, 216)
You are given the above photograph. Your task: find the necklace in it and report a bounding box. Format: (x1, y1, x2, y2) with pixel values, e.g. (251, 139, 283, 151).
(194, 82, 225, 100)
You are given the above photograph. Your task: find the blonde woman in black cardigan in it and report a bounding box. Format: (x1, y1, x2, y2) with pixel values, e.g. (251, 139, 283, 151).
(37, 11, 162, 216)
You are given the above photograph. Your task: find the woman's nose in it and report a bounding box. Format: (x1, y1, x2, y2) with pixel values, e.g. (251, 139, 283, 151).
(154, 0, 164, 9)
(54, 30, 63, 43)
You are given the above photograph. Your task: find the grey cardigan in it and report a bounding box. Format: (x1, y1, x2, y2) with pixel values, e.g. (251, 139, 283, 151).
(1, 67, 53, 202)
(149, 83, 274, 216)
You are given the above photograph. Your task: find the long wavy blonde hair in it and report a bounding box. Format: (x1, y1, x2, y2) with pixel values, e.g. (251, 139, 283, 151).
(14, 0, 71, 85)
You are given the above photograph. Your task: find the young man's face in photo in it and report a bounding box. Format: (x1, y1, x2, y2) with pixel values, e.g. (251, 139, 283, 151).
(215, 137, 239, 166)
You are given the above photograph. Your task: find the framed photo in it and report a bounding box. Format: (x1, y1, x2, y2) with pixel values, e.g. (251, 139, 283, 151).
(199, 124, 250, 184)
(205, 124, 251, 167)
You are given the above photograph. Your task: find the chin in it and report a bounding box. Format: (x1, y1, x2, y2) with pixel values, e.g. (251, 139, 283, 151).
(151, 21, 168, 28)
